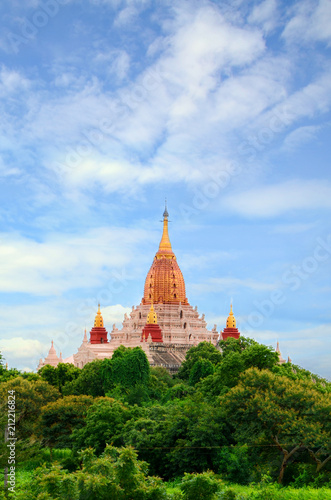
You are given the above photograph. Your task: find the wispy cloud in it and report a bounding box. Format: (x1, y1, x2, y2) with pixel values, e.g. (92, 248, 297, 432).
(282, 125, 321, 151)
(282, 0, 331, 44)
(191, 277, 277, 293)
(220, 179, 331, 217)
(0, 227, 152, 295)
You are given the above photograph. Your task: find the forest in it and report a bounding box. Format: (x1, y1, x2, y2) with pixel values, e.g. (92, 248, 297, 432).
(0, 337, 330, 499)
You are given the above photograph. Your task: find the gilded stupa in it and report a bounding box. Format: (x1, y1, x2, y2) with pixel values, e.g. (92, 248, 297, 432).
(71, 205, 219, 371)
(142, 204, 188, 305)
(221, 304, 240, 340)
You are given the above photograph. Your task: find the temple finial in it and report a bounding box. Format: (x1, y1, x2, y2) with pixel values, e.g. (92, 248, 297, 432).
(158, 202, 172, 253)
(226, 304, 236, 328)
(94, 305, 104, 328)
(163, 198, 169, 219)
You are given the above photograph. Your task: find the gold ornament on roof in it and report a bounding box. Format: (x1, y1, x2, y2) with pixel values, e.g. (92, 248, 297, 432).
(226, 304, 236, 328)
(147, 302, 158, 324)
(94, 304, 104, 328)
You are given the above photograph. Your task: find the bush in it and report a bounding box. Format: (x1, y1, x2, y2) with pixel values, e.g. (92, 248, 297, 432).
(180, 471, 222, 500)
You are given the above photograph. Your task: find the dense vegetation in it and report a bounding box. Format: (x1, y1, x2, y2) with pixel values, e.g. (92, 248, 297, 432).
(0, 339, 330, 499)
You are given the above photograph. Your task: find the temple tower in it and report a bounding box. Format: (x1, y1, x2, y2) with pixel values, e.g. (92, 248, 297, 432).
(142, 205, 188, 305)
(222, 305, 240, 340)
(89, 304, 108, 344)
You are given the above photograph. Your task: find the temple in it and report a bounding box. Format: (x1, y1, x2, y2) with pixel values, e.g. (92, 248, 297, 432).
(71, 205, 219, 372)
(37, 205, 291, 372)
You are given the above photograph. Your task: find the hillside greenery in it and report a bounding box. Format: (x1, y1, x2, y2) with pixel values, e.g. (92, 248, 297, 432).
(0, 339, 330, 499)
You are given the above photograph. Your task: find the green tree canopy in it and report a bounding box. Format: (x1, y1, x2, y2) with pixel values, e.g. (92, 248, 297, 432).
(39, 363, 81, 393)
(102, 346, 150, 391)
(177, 341, 222, 380)
(0, 377, 60, 441)
(220, 368, 331, 483)
(63, 359, 105, 397)
(40, 395, 95, 449)
(189, 358, 215, 386)
(72, 397, 132, 454)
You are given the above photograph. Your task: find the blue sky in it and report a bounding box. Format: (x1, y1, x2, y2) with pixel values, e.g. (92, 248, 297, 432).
(0, 0, 330, 378)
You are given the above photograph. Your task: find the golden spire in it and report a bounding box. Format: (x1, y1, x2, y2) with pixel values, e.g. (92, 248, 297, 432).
(94, 304, 104, 328)
(147, 302, 158, 324)
(226, 304, 236, 328)
(158, 202, 173, 254)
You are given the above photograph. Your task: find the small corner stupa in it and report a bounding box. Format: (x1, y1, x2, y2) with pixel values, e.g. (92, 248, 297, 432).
(37, 340, 74, 370)
(221, 305, 240, 340)
(276, 341, 286, 364)
(90, 304, 108, 344)
(37, 340, 59, 370)
(141, 302, 163, 343)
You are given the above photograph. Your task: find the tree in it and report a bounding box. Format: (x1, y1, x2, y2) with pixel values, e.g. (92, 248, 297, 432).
(189, 358, 214, 386)
(220, 368, 331, 483)
(218, 336, 258, 357)
(122, 396, 228, 479)
(39, 363, 81, 394)
(177, 342, 222, 381)
(106, 346, 150, 389)
(72, 398, 132, 454)
(198, 352, 245, 400)
(63, 359, 105, 397)
(40, 395, 95, 449)
(0, 377, 60, 441)
(15, 445, 167, 500)
(179, 471, 222, 500)
(242, 343, 279, 371)
(148, 366, 175, 401)
(218, 444, 253, 484)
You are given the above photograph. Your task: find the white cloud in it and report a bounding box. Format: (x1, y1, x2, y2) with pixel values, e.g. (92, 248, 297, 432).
(0, 337, 47, 359)
(282, 0, 331, 44)
(241, 324, 331, 379)
(282, 125, 321, 151)
(102, 304, 131, 325)
(0, 66, 30, 96)
(221, 179, 331, 217)
(248, 0, 278, 33)
(0, 226, 152, 295)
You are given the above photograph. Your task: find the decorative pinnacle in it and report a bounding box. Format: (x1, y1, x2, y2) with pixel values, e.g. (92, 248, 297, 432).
(158, 202, 172, 253)
(163, 198, 169, 219)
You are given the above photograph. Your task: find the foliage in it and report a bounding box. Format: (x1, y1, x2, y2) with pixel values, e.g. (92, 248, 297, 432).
(148, 366, 175, 401)
(189, 358, 214, 386)
(218, 445, 253, 485)
(2, 338, 330, 494)
(14, 445, 168, 500)
(177, 342, 222, 380)
(39, 363, 81, 393)
(220, 368, 331, 483)
(40, 395, 95, 449)
(102, 346, 151, 391)
(163, 383, 195, 402)
(179, 471, 222, 500)
(72, 397, 132, 454)
(0, 377, 60, 441)
(272, 362, 331, 394)
(63, 359, 105, 397)
(241, 343, 279, 371)
(217, 337, 258, 357)
(121, 396, 228, 479)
